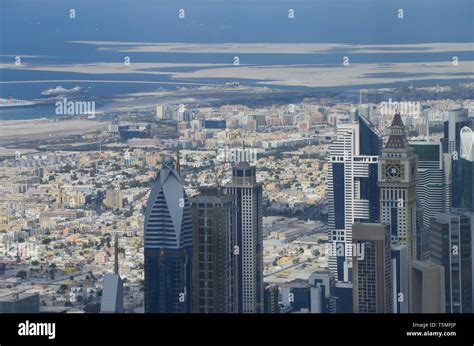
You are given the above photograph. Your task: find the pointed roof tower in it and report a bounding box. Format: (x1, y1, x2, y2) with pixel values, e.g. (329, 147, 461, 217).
(385, 113, 409, 149)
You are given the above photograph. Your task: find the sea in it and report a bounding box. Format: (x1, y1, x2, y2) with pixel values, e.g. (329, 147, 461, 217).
(0, 0, 473, 119)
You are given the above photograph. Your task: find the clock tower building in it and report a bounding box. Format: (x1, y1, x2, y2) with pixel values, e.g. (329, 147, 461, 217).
(378, 113, 418, 312)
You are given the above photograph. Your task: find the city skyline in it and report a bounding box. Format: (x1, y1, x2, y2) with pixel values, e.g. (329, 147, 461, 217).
(1, 6, 474, 346)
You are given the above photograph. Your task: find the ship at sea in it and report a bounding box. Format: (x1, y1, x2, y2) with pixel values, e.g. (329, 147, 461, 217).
(41, 86, 82, 97)
(0, 98, 39, 108)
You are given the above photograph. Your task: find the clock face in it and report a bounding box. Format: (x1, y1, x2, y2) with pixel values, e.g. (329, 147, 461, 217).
(385, 164, 401, 179)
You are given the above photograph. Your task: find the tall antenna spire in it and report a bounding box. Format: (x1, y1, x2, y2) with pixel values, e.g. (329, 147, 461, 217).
(114, 234, 119, 275)
(176, 140, 181, 174)
(215, 154, 220, 188)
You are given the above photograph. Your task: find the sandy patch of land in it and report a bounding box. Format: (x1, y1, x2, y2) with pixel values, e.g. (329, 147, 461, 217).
(0, 62, 229, 76)
(68, 41, 474, 54)
(1, 60, 472, 89)
(170, 61, 474, 88)
(1, 42, 472, 88)
(0, 119, 110, 145)
(0, 79, 219, 87)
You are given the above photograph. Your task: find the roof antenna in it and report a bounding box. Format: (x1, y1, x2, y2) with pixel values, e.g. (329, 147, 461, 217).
(176, 140, 181, 174)
(114, 234, 119, 275)
(215, 157, 221, 188)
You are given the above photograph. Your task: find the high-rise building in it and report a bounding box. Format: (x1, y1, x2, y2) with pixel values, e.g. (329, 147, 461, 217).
(281, 279, 312, 313)
(309, 271, 337, 313)
(430, 210, 474, 313)
(225, 162, 264, 313)
(410, 141, 447, 260)
(379, 113, 418, 254)
(453, 124, 474, 212)
(378, 113, 418, 311)
(416, 200, 430, 261)
(460, 125, 474, 161)
(264, 284, 280, 313)
(280, 276, 337, 313)
(352, 223, 392, 313)
(331, 281, 353, 313)
(144, 156, 193, 313)
(327, 115, 382, 282)
(156, 105, 166, 119)
(441, 108, 469, 155)
(410, 142, 447, 228)
(440, 108, 473, 212)
(0, 293, 40, 313)
(411, 260, 445, 313)
(391, 245, 408, 313)
(190, 187, 238, 313)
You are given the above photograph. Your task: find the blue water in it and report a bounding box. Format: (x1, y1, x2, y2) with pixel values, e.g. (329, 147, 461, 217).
(0, 0, 473, 119)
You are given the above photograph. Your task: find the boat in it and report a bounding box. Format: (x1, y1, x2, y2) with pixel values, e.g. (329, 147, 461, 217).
(0, 98, 39, 108)
(41, 86, 81, 97)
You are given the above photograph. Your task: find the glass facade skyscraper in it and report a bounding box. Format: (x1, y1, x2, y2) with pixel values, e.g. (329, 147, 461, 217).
(453, 125, 474, 212)
(225, 162, 264, 313)
(144, 156, 193, 313)
(431, 210, 474, 313)
(441, 109, 474, 212)
(190, 187, 238, 313)
(327, 115, 382, 282)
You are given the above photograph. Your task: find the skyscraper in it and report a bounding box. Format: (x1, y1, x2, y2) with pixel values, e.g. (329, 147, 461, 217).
(225, 162, 264, 313)
(327, 115, 382, 282)
(453, 124, 474, 212)
(410, 141, 447, 260)
(378, 113, 418, 311)
(440, 108, 473, 212)
(379, 113, 418, 251)
(309, 271, 337, 313)
(441, 108, 469, 155)
(144, 156, 193, 313)
(410, 142, 447, 228)
(352, 223, 392, 313)
(411, 260, 445, 313)
(430, 210, 474, 313)
(378, 113, 417, 311)
(190, 187, 238, 313)
(391, 245, 408, 313)
(264, 284, 280, 313)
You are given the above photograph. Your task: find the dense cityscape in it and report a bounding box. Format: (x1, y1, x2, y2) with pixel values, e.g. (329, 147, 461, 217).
(1, 6, 474, 344)
(1, 84, 474, 314)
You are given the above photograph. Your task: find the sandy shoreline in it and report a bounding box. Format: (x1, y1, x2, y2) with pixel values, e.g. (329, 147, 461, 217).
(0, 118, 110, 146)
(2, 60, 472, 89)
(68, 41, 474, 54)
